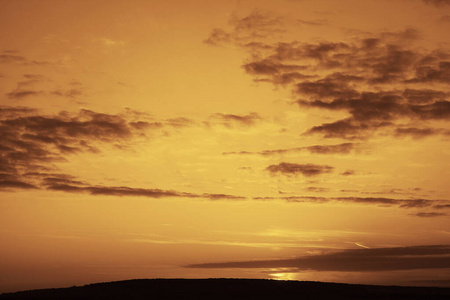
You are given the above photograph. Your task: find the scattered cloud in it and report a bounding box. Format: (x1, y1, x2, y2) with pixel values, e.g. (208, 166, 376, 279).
(0, 106, 247, 201)
(206, 18, 450, 140)
(266, 163, 334, 176)
(0, 107, 150, 190)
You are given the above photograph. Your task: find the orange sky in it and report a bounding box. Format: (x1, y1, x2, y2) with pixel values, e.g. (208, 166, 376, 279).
(1, 0, 450, 293)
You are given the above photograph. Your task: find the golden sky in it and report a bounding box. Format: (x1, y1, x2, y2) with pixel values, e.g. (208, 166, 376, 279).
(1, 0, 450, 293)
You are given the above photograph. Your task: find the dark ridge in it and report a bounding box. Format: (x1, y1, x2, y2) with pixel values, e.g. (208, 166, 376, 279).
(1, 279, 450, 300)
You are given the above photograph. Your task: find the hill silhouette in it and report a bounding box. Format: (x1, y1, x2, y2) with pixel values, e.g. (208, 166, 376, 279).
(1, 279, 450, 300)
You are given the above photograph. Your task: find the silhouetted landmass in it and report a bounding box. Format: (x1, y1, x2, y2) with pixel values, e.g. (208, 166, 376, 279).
(1, 279, 450, 300)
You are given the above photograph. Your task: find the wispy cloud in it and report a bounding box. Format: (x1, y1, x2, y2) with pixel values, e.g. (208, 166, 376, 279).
(46, 183, 245, 200)
(253, 195, 450, 213)
(223, 142, 358, 156)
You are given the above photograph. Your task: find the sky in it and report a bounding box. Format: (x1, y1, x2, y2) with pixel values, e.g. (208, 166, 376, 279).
(1, 0, 450, 293)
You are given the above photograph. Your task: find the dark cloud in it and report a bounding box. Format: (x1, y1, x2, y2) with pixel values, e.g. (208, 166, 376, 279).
(305, 142, 356, 154)
(0, 107, 246, 200)
(305, 118, 392, 139)
(297, 78, 360, 99)
(46, 183, 245, 200)
(187, 245, 450, 272)
(299, 89, 449, 138)
(223, 142, 357, 156)
(403, 89, 447, 104)
(395, 127, 450, 138)
(47, 184, 193, 198)
(266, 163, 334, 176)
(0, 180, 37, 189)
(0, 107, 149, 190)
(206, 20, 450, 139)
(6, 89, 44, 99)
(243, 60, 306, 76)
(433, 204, 450, 210)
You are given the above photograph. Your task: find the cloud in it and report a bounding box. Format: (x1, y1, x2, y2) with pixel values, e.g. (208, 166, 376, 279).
(0, 52, 49, 65)
(297, 19, 327, 26)
(46, 183, 245, 200)
(253, 195, 449, 212)
(403, 89, 448, 104)
(0, 180, 37, 189)
(6, 89, 45, 99)
(395, 127, 450, 138)
(0, 107, 150, 190)
(223, 142, 357, 156)
(206, 19, 450, 139)
(440, 15, 450, 22)
(186, 245, 450, 272)
(305, 118, 392, 139)
(204, 11, 284, 46)
(433, 204, 450, 210)
(0, 106, 247, 200)
(5, 74, 84, 100)
(340, 170, 355, 176)
(305, 187, 329, 192)
(209, 113, 262, 127)
(412, 212, 448, 217)
(422, 0, 450, 6)
(0, 54, 26, 63)
(266, 163, 334, 176)
(50, 89, 83, 98)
